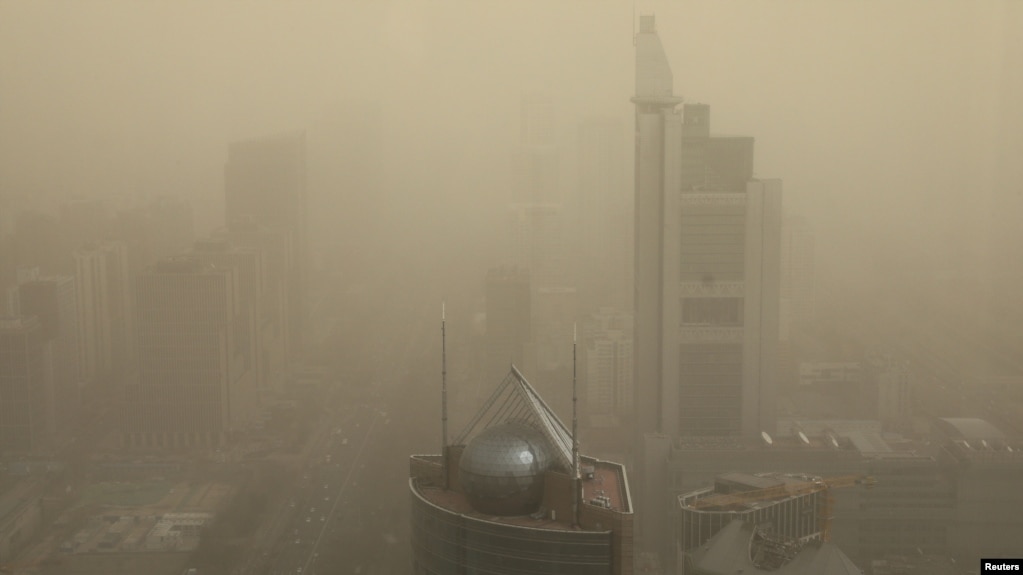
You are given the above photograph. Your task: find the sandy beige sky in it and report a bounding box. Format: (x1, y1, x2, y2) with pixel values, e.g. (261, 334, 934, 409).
(1, 1, 1020, 286)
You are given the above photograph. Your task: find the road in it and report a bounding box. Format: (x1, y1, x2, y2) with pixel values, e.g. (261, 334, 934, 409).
(259, 286, 442, 575)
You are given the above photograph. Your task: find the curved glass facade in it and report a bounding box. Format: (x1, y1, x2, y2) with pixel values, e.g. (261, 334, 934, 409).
(411, 480, 613, 574)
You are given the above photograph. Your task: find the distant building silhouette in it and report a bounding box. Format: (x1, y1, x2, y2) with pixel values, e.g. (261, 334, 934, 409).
(74, 241, 131, 386)
(226, 217, 290, 388)
(0, 316, 53, 453)
(581, 308, 633, 424)
(224, 132, 307, 359)
(124, 256, 256, 448)
(190, 236, 266, 395)
(13, 271, 80, 443)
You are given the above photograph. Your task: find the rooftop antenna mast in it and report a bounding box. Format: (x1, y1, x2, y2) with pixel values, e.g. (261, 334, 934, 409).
(572, 323, 580, 526)
(442, 302, 449, 489)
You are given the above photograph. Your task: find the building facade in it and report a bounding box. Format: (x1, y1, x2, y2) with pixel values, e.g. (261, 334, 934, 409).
(124, 256, 255, 448)
(15, 274, 80, 441)
(74, 242, 132, 385)
(0, 316, 52, 452)
(582, 308, 634, 423)
(632, 14, 782, 562)
(632, 15, 781, 442)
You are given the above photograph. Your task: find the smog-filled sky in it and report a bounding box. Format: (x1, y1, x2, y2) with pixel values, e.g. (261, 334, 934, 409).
(2, 1, 1021, 293)
(3, 4, 1023, 571)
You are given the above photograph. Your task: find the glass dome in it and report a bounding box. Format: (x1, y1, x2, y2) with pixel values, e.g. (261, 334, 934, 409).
(458, 421, 552, 516)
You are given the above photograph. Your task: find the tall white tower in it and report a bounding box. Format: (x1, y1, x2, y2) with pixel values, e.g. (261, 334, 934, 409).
(631, 14, 783, 563)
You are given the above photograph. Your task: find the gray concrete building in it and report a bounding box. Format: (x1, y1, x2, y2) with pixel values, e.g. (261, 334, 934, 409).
(0, 316, 52, 453)
(14, 273, 80, 442)
(124, 256, 257, 448)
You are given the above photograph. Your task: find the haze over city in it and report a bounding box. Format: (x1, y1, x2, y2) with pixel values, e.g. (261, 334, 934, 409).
(1, 2, 1021, 574)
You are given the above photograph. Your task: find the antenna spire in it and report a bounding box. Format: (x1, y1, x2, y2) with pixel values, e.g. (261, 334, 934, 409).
(572, 322, 580, 526)
(441, 301, 449, 489)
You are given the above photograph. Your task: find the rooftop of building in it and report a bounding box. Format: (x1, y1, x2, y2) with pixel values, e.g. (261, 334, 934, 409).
(412, 455, 630, 532)
(409, 365, 631, 531)
(678, 472, 834, 512)
(933, 417, 1006, 441)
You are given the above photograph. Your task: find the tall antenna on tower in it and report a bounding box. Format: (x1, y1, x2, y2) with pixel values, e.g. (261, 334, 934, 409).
(441, 301, 449, 489)
(571, 322, 580, 526)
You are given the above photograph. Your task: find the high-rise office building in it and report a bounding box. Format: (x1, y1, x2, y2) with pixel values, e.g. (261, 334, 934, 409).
(224, 132, 307, 358)
(632, 14, 783, 562)
(125, 256, 256, 448)
(227, 217, 290, 388)
(190, 236, 265, 393)
(73, 241, 132, 383)
(14, 273, 80, 441)
(0, 316, 53, 452)
(582, 308, 634, 423)
(633, 14, 781, 440)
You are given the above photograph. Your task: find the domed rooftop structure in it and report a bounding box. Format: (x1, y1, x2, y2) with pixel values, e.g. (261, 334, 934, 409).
(458, 421, 553, 516)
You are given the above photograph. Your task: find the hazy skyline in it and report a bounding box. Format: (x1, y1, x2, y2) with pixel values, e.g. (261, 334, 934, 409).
(2, 2, 1021, 291)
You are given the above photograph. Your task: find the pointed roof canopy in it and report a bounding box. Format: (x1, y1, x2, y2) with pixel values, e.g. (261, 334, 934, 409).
(454, 365, 574, 472)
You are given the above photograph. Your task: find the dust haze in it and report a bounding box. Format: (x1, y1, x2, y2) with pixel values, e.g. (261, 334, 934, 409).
(1, 1, 1021, 574)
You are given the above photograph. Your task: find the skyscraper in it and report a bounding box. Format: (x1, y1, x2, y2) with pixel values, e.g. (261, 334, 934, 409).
(582, 308, 634, 424)
(632, 14, 781, 441)
(74, 242, 133, 386)
(0, 316, 52, 452)
(125, 256, 256, 448)
(227, 217, 290, 388)
(190, 236, 265, 393)
(15, 273, 80, 442)
(224, 132, 306, 358)
(632, 14, 783, 562)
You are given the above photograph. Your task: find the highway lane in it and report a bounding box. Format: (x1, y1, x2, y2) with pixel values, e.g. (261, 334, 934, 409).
(261, 289, 441, 574)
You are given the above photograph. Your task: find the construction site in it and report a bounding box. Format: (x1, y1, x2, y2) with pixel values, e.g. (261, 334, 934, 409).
(677, 472, 874, 574)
